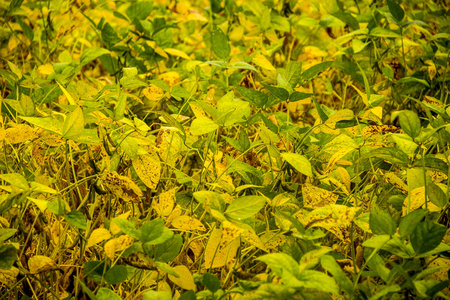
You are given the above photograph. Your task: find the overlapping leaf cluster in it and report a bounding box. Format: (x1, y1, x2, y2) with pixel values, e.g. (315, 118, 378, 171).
(0, 0, 449, 299)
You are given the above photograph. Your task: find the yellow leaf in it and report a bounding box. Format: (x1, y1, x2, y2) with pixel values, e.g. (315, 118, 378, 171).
(159, 72, 181, 87)
(28, 255, 59, 274)
(104, 235, 134, 261)
(87, 228, 111, 247)
(164, 48, 191, 60)
(0, 267, 19, 286)
(204, 228, 239, 269)
(168, 265, 196, 291)
(37, 64, 54, 76)
(260, 232, 287, 250)
(350, 84, 369, 107)
(252, 54, 276, 71)
(403, 186, 441, 216)
(5, 124, 38, 145)
(302, 183, 338, 208)
(152, 188, 176, 217)
(102, 172, 143, 205)
(171, 215, 206, 231)
(143, 84, 165, 102)
(132, 150, 161, 189)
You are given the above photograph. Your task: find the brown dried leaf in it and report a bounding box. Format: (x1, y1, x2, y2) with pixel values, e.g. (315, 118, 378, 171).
(28, 255, 59, 274)
(87, 228, 111, 247)
(171, 215, 206, 232)
(104, 235, 134, 261)
(132, 150, 161, 190)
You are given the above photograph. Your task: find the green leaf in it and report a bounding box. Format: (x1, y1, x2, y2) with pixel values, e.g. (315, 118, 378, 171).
(257, 253, 299, 278)
(101, 22, 121, 49)
(0, 244, 18, 269)
(126, 1, 153, 21)
(211, 26, 230, 60)
(331, 12, 359, 31)
(7, 60, 22, 80)
(369, 205, 397, 235)
(217, 92, 250, 126)
(64, 211, 87, 230)
(295, 270, 339, 295)
(139, 219, 173, 245)
(411, 221, 447, 254)
(80, 47, 111, 67)
(112, 218, 140, 239)
(397, 77, 430, 88)
(190, 117, 218, 135)
(155, 261, 179, 277)
(0, 173, 29, 190)
(224, 195, 266, 220)
(313, 97, 329, 122)
(84, 261, 108, 283)
(203, 272, 221, 293)
(370, 27, 402, 38)
(398, 110, 421, 139)
(363, 147, 409, 166)
(261, 83, 289, 101)
(281, 153, 313, 177)
(427, 183, 447, 208)
(20, 93, 35, 116)
(320, 256, 355, 297)
(236, 86, 268, 108)
(387, 0, 405, 23)
(154, 234, 183, 263)
(104, 265, 128, 284)
(62, 106, 84, 140)
(301, 61, 333, 82)
(0, 229, 17, 243)
(399, 209, 427, 237)
(227, 62, 257, 72)
(96, 288, 121, 300)
(47, 199, 66, 215)
(289, 91, 312, 102)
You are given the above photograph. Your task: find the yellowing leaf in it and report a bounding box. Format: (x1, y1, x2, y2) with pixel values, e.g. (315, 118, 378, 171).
(104, 235, 134, 261)
(164, 48, 191, 60)
(87, 228, 111, 247)
(133, 150, 161, 189)
(110, 211, 131, 235)
(252, 54, 276, 71)
(37, 64, 54, 75)
(159, 71, 181, 87)
(28, 255, 58, 274)
(102, 172, 143, 205)
(168, 265, 196, 291)
(171, 215, 206, 231)
(403, 186, 441, 216)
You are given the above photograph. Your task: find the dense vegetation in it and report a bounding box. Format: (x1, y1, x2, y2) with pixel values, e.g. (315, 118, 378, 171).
(0, 0, 449, 299)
